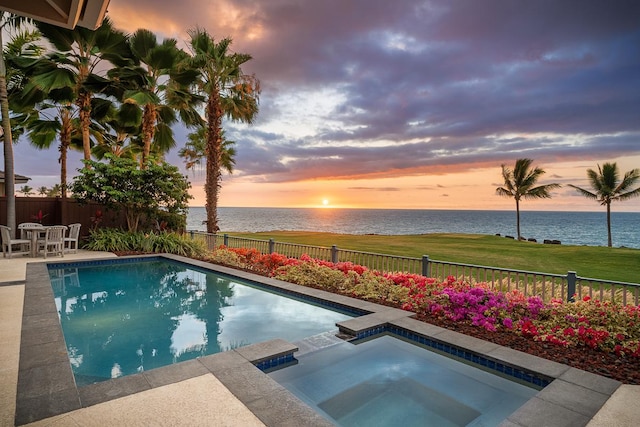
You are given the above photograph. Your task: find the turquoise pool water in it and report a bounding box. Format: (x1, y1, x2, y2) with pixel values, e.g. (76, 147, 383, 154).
(268, 334, 540, 427)
(49, 259, 353, 386)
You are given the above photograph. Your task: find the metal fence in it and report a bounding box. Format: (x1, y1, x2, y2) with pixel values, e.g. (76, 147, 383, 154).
(188, 231, 640, 305)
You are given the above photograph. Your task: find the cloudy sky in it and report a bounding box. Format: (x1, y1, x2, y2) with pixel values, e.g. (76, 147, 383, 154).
(12, 0, 640, 211)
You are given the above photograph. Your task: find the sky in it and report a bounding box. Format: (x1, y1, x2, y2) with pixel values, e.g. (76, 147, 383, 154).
(9, 0, 640, 211)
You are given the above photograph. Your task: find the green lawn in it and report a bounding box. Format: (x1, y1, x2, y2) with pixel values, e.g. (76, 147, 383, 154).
(223, 231, 640, 284)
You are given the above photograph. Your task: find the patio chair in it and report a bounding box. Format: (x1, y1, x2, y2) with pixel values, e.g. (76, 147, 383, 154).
(64, 223, 81, 254)
(0, 225, 31, 258)
(38, 226, 67, 259)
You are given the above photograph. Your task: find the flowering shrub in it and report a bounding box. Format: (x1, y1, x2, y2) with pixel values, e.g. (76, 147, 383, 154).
(527, 296, 640, 356)
(274, 260, 357, 292)
(351, 271, 410, 304)
(208, 246, 297, 275)
(206, 247, 640, 358)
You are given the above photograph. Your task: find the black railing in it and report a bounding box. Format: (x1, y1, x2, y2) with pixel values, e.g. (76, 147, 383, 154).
(188, 231, 640, 304)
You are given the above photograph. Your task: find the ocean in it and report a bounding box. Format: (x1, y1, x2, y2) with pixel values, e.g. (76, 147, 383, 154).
(186, 207, 640, 249)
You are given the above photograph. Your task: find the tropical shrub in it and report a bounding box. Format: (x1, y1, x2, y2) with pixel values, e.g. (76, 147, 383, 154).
(85, 228, 206, 257)
(274, 261, 357, 292)
(71, 155, 191, 232)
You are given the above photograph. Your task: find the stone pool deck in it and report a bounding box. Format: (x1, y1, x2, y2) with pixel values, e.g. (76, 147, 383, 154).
(1, 251, 639, 426)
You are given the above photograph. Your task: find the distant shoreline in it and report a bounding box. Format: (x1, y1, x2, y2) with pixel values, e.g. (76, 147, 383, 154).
(188, 206, 639, 214)
(186, 207, 639, 249)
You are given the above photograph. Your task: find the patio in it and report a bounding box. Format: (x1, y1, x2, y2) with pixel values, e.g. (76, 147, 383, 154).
(1, 251, 639, 426)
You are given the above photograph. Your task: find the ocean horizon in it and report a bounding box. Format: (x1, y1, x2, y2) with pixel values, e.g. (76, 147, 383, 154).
(186, 207, 640, 249)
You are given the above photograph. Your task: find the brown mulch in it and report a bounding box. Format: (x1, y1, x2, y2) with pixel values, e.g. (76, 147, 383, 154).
(115, 252, 640, 385)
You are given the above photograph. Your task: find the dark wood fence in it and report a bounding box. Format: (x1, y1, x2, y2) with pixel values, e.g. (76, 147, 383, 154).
(0, 197, 127, 237)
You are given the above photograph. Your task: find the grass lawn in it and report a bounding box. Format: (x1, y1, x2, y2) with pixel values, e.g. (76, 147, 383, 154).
(224, 231, 640, 284)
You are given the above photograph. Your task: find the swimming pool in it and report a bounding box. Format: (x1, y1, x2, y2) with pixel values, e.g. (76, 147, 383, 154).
(268, 334, 539, 426)
(48, 258, 354, 385)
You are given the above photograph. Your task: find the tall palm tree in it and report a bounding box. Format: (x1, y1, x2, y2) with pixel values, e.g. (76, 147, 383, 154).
(568, 163, 640, 247)
(186, 28, 260, 232)
(496, 158, 561, 240)
(1, 12, 31, 236)
(35, 17, 131, 165)
(9, 33, 84, 208)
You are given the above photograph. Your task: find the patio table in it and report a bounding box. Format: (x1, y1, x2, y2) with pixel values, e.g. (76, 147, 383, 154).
(18, 224, 48, 257)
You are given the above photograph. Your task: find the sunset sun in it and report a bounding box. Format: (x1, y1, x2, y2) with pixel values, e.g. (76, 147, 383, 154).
(322, 199, 329, 206)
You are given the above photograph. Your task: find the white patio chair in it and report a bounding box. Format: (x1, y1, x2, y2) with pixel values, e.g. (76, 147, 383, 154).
(0, 225, 31, 258)
(38, 226, 67, 259)
(64, 223, 81, 254)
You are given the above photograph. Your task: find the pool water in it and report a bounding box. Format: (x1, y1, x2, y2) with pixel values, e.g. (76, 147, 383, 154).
(268, 334, 539, 427)
(49, 259, 353, 386)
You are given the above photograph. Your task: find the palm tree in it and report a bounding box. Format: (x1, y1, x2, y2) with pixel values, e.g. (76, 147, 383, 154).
(111, 29, 202, 168)
(19, 185, 33, 196)
(35, 17, 131, 165)
(496, 158, 561, 240)
(9, 39, 83, 208)
(37, 186, 48, 196)
(47, 183, 62, 197)
(1, 12, 31, 236)
(186, 28, 260, 232)
(568, 163, 640, 247)
(179, 126, 236, 173)
(90, 96, 141, 161)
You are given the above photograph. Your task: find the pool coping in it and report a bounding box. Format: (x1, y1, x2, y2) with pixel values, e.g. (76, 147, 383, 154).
(16, 254, 622, 426)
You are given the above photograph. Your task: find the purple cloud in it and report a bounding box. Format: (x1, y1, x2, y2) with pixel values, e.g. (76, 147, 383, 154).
(12, 0, 640, 189)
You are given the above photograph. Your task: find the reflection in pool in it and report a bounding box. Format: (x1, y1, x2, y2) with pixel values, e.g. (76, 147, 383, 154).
(268, 334, 540, 427)
(49, 259, 353, 386)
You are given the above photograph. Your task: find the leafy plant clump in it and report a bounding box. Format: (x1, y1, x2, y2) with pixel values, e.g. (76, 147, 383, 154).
(71, 155, 192, 232)
(206, 246, 640, 358)
(85, 228, 206, 257)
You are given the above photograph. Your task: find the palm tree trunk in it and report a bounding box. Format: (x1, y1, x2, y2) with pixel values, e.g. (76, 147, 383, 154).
(141, 104, 156, 168)
(606, 202, 612, 247)
(60, 109, 72, 223)
(78, 92, 92, 165)
(515, 198, 521, 240)
(0, 28, 16, 237)
(205, 90, 222, 233)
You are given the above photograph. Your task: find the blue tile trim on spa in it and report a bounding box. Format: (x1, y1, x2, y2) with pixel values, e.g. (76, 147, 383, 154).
(257, 326, 551, 388)
(370, 326, 551, 388)
(254, 353, 297, 371)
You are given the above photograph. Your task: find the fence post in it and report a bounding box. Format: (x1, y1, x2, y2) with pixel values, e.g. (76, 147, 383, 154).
(422, 255, 430, 277)
(269, 238, 275, 254)
(224, 233, 229, 246)
(567, 271, 577, 302)
(331, 245, 338, 263)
